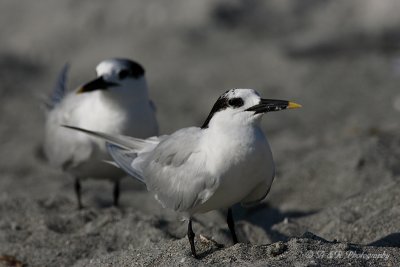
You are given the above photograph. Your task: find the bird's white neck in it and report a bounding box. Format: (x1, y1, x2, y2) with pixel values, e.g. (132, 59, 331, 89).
(99, 83, 151, 111)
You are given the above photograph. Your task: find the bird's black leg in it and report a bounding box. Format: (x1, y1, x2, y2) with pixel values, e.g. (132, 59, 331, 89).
(227, 207, 238, 244)
(113, 180, 120, 207)
(74, 177, 83, 209)
(187, 219, 197, 258)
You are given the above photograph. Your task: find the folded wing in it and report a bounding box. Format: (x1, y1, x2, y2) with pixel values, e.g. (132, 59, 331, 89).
(62, 126, 220, 213)
(140, 127, 219, 212)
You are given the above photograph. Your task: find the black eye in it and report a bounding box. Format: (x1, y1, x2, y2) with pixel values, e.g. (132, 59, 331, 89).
(228, 97, 244, 108)
(118, 70, 130, 80)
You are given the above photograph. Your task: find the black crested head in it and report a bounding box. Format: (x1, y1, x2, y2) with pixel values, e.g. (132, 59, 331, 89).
(201, 90, 244, 129)
(113, 58, 145, 79)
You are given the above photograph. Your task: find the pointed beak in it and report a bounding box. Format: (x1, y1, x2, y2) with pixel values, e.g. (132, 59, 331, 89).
(245, 98, 302, 114)
(77, 76, 119, 94)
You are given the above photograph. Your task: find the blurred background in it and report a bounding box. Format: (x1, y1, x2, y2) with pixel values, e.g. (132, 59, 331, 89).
(1, 0, 400, 265)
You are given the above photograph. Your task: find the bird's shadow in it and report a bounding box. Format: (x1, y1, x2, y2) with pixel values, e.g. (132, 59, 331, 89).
(232, 203, 316, 242)
(368, 233, 400, 248)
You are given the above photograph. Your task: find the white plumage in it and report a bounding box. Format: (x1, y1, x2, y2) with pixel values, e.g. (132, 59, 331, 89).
(44, 58, 158, 208)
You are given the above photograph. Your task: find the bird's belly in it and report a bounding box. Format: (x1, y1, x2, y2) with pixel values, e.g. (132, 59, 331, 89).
(189, 126, 275, 214)
(53, 110, 156, 180)
(46, 92, 158, 181)
(192, 159, 273, 214)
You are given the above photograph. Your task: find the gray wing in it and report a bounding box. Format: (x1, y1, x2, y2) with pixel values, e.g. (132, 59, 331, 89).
(141, 127, 219, 212)
(67, 125, 221, 212)
(106, 135, 164, 183)
(44, 63, 70, 110)
(107, 143, 144, 183)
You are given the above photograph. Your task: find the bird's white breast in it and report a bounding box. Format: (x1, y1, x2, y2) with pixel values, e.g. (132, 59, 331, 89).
(191, 125, 275, 213)
(45, 90, 158, 179)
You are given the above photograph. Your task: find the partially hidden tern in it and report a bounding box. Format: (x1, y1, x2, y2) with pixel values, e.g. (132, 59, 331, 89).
(44, 58, 158, 208)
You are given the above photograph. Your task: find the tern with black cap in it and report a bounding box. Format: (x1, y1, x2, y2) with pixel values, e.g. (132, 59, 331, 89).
(64, 88, 301, 257)
(43, 58, 158, 208)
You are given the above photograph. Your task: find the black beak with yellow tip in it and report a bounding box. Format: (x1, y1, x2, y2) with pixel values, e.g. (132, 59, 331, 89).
(246, 99, 302, 114)
(77, 76, 119, 94)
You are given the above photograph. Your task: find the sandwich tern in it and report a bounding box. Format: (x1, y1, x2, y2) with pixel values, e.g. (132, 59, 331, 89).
(64, 88, 300, 256)
(44, 58, 158, 208)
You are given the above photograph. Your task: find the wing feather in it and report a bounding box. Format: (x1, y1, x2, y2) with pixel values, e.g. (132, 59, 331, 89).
(62, 125, 159, 150)
(44, 63, 70, 110)
(141, 127, 219, 212)
(62, 126, 220, 212)
(107, 143, 145, 183)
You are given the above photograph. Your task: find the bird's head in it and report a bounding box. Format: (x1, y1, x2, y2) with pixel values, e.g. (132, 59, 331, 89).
(77, 58, 148, 100)
(201, 88, 301, 129)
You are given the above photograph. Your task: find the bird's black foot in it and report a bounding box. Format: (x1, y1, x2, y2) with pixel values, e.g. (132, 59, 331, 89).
(227, 207, 238, 244)
(74, 178, 83, 209)
(187, 219, 198, 258)
(113, 180, 120, 207)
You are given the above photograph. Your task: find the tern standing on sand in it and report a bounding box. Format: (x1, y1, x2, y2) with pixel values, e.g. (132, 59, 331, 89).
(44, 58, 158, 208)
(65, 88, 300, 257)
